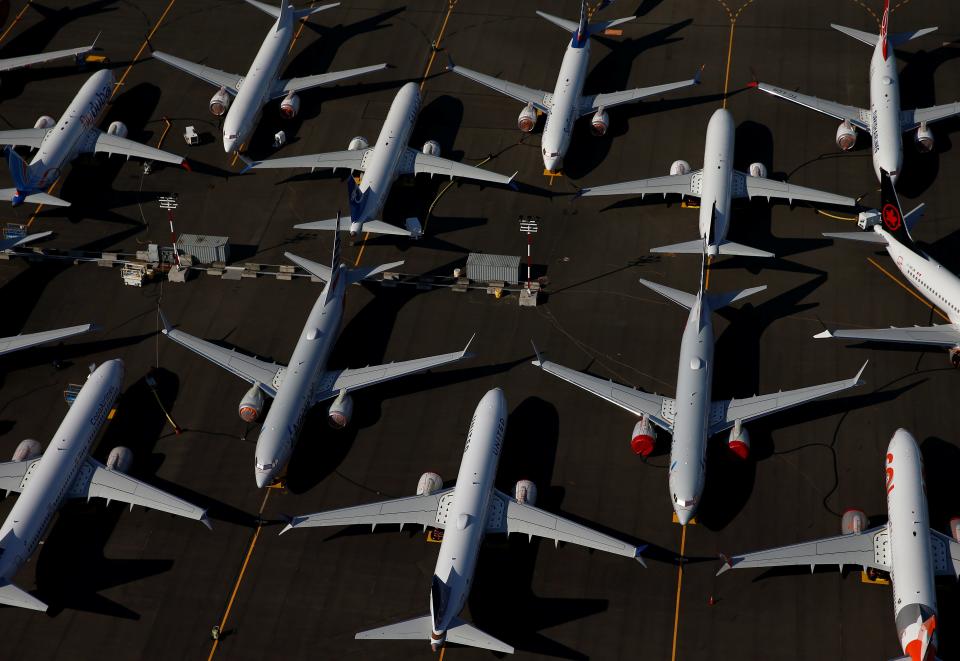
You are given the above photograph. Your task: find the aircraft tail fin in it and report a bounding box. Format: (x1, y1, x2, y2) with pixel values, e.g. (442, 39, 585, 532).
(5, 147, 32, 193)
(879, 169, 915, 246)
(0, 581, 48, 611)
(346, 175, 369, 221)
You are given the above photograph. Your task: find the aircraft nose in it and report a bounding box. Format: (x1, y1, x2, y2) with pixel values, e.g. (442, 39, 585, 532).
(223, 135, 238, 154)
(674, 507, 693, 526)
(255, 469, 271, 489)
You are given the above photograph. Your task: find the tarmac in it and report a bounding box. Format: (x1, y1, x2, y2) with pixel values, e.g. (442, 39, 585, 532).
(0, 0, 957, 659)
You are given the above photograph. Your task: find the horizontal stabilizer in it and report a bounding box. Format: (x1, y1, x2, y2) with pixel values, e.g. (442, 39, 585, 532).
(823, 231, 887, 244)
(830, 23, 878, 46)
(715, 241, 774, 258)
(348, 260, 405, 284)
(650, 239, 773, 258)
(294, 218, 412, 237)
(284, 252, 332, 282)
(0, 581, 47, 611)
(447, 618, 514, 653)
(649, 239, 709, 255)
(355, 615, 432, 641)
(0, 188, 70, 207)
(706, 285, 767, 311)
(638, 278, 696, 310)
(889, 27, 938, 46)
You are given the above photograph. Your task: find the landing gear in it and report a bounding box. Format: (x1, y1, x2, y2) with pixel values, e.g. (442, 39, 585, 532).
(949, 346, 960, 368)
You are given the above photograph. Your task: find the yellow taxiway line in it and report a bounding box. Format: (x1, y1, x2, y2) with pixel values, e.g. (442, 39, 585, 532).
(112, 0, 177, 100)
(670, 524, 688, 661)
(867, 257, 949, 322)
(0, 2, 32, 45)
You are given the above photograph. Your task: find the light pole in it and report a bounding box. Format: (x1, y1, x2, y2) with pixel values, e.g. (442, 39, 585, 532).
(158, 193, 180, 269)
(519, 215, 539, 291)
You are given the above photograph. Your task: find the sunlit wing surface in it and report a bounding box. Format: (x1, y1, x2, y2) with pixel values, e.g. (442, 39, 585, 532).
(249, 148, 370, 172)
(0, 127, 50, 149)
(579, 173, 697, 198)
(901, 103, 960, 130)
(447, 62, 551, 112)
(0, 43, 95, 73)
(581, 76, 700, 114)
(753, 82, 869, 129)
(0, 323, 97, 356)
(270, 63, 388, 98)
(401, 148, 514, 184)
(89, 131, 185, 165)
(738, 173, 856, 205)
(816, 324, 960, 347)
(718, 526, 888, 574)
(151, 51, 242, 94)
(283, 489, 453, 532)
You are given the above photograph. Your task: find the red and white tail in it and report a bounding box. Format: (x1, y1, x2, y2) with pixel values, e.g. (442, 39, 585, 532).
(880, 0, 890, 59)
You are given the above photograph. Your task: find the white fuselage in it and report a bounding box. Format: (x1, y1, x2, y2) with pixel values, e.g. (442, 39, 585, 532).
(668, 301, 714, 525)
(885, 429, 938, 660)
(697, 109, 736, 254)
(880, 229, 960, 327)
(540, 32, 590, 172)
(15, 69, 114, 201)
(348, 82, 420, 235)
(867, 37, 904, 181)
(0, 360, 122, 580)
(252, 272, 345, 487)
(222, 10, 295, 152)
(428, 388, 507, 648)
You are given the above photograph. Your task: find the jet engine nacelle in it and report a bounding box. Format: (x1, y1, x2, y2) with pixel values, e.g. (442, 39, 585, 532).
(328, 391, 353, 429)
(238, 384, 265, 423)
(841, 508, 868, 535)
(915, 122, 934, 153)
(590, 107, 609, 137)
(33, 115, 55, 130)
(630, 415, 657, 457)
(727, 423, 750, 459)
(279, 92, 300, 119)
(106, 446, 134, 473)
(669, 159, 691, 176)
(210, 87, 231, 116)
(517, 102, 537, 133)
(422, 140, 441, 157)
(348, 135, 369, 151)
(416, 471, 443, 496)
(748, 162, 768, 178)
(949, 345, 960, 368)
(836, 120, 857, 151)
(107, 121, 128, 138)
(513, 479, 537, 506)
(950, 517, 960, 543)
(11, 439, 41, 462)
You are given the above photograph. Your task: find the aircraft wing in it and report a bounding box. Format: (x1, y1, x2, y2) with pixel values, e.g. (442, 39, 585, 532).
(0, 459, 34, 494)
(70, 459, 209, 525)
(0, 323, 97, 356)
(708, 362, 866, 435)
(151, 51, 242, 94)
(737, 173, 855, 206)
(533, 357, 673, 430)
(270, 63, 388, 99)
(0, 581, 47, 611)
(581, 74, 701, 114)
(247, 148, 370, 173)
(815, 324, 960, 347)
(489, 490, 643, 561)
(930, 530, 960, 577)
(717, 526, 888, 575)
(0, 43, 95, 73)
(312, 337, 475, 403)
(88, 130, 185, 165)
(578, 173, 698, 199)
(901, 103, 960, 130)
(446, 61, 551, 112)
(400, 148, 514, 184)
(282, 489, 454, 533)
(752, 82, 869, 130)
(0, 127, 50, 149)
(161, 314, 284, 398)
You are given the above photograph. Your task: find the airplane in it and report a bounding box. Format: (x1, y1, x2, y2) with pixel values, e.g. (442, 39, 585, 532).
(244, 81, 516, 238)
(446, 1, 701, 173)
(718, 428, 958, 661)
(577, 108, 856, 258)
(161, 222, 474, 487)
(152, 1, 387, 154)
(532, 254, 866, 525)
(281, 387, 642, 654)
(0, 359, 209, 611)
(748, 0, 960, 182)
(816, 170, 960, 365)
(0, 322, 97, 356)
(0, 39, 96, 74)
(0, 68, 187, 207)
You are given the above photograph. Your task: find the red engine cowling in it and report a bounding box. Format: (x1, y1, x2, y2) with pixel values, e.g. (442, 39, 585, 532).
(670, 159, 691, 176)
(590, 107, 609, 137)
(517, 102, 537, 133)
(12, 439, 41, 462)
(915, 122, 934, 153)
(950, 517, 960, 543)
(107, 121, 128, 138)
(841, 508, 868, 535)
(836, 120, 856, 151)
(209, 86, 231, 116)
(417, 471, 443, 495)
(630, 415, 657, 457)
(34, 115, 55, 130)
(328, 391, 354, 429)
(727, 423, 750, 459)
(106, 446, 134, 473)
(513, 479, 537, 505)
(279, 92, 300, 119)
(238, 384, 265, 423)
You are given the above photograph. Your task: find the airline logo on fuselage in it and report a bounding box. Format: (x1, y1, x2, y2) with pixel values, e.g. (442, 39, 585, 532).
(81, 84, 111, 129)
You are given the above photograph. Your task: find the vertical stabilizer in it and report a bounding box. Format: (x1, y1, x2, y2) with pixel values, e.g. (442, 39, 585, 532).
(879, 169, 915, 246)
(880, 0, 890, 59)
(324, 213, 344, 305)
(576, 0, 588, 43)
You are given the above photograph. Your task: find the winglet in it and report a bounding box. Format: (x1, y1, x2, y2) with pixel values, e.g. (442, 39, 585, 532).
(853, 360, 869, 385)
(530, 339, 543, 367)
(238, 155, 259, 174)
(717, 553, 733, 576)
(158, 308, 173, 335)
(813, 329, 833, 339)
(91, 31, 102, 50)
(461, 333, 477, 357)
(200, 512, 212, 530)
(635, 544, 648, 568)
(694, 64, 704, 85)
(445, 53, 455, 71)
(279, 521, 295, 535)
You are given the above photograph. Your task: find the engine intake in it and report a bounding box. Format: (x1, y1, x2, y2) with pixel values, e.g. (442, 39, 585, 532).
(841, 508, 868, 535)
(279, 91, 300, 119)
(209, 87, 231, 116)
(836, 120, 856, 151)
(670, 159, 691, 176)
(12, 439, 41, 462)
(239, 384, 265, 423)
(590, 107, 609, 137)
(630, 415, 657, 457)
(915, 122, 934, 153)
(727, 422, 750, 459)
(951, 517, 960, 543)
(107, 121, 128, 138)
(328, 390, 353, 429)
(513, 479, 537, 506)
(748, 162, 767, 178)
(417, 472, 443, 496)
(34, 115, 55, 130)
(950, 345, 960, 368)
(517, 102, 537, 133)
(106, 446, 134, 473)
(421, 140, 441, 157)
(348, 136, 369, 151)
